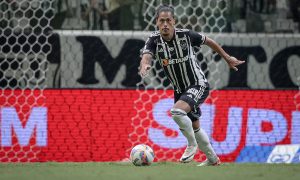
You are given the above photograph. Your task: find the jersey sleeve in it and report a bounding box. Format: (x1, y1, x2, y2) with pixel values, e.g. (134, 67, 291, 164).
(142, 35, 157, 56)
(188, 30, 206, 46)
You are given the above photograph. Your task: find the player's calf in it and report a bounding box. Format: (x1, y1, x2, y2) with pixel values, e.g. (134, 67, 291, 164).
(171, 108, 198, 163)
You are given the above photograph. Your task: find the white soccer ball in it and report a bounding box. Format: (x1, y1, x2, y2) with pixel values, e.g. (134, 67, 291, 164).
(130, 144, 155, 166)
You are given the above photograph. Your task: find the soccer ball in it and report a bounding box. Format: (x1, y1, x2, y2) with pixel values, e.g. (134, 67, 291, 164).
(130, 144, 155, 166)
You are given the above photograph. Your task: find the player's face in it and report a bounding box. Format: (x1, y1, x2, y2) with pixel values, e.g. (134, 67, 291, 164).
(156, 11, 175, 40)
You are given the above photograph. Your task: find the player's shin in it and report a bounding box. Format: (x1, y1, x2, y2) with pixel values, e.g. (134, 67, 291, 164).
(194, 128, 218, 162)
(171, 108, 197, 162)
(170, 108, 197, 146)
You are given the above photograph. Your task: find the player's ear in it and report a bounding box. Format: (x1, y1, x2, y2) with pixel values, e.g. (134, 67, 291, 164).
(172, 17, 176, 25)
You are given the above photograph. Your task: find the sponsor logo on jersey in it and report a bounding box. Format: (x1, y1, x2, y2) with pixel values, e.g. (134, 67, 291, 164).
(168, 56, 189, 65)
(161, 56, 189, 66)
(162, 59, 169, 66)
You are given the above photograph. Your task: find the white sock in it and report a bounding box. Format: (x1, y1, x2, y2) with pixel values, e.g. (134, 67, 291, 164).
(171, 108, 197, 146)
(194, 128, 218, 162)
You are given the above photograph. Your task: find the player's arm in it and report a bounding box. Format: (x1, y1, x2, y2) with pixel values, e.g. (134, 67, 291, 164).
(139, 53, 152, 77)
(139, 35, 156, 77)
(204, 37, 245, 71)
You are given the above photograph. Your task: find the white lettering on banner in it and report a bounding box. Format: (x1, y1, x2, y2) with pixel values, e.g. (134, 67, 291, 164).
(149, 98, 186, 148)
(246, 109, 287, 146)
(200, 104, 243, 155)
(57, 33, 300, 89)
(267, 145, 300, 163)
(149, 98, 300, 155)
(0, 107, 47, 146)
(292, 111, 300, 144)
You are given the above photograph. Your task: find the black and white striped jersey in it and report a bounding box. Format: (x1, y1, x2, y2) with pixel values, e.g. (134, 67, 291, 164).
(142, 28, 208, 93)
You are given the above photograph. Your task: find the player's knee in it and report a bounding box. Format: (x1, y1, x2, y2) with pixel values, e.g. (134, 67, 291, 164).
(192, 121, 200, 130)
(170, 108, 186, 119)
(187, 113, 199, 122)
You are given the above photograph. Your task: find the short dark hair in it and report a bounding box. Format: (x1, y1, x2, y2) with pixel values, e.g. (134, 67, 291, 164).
(155, 4, 175, 19)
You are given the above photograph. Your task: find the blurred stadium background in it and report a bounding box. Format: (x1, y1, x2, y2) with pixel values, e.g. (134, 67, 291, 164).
(0, 0, 300, 170)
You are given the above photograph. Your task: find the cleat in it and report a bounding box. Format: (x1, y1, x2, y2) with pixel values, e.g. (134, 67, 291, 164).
(180, 145, 197, 163)
(197, 157, 221, 166)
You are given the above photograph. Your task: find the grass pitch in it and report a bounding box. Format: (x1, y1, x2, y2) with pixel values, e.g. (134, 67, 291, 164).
(0, 162, 299, 180)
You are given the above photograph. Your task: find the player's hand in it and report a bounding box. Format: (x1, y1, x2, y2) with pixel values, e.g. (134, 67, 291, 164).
(226, 56, 245, 71)
(139, 64, 151, 77)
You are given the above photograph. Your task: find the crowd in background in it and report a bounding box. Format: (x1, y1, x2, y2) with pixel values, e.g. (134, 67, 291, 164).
(51, 0, 137, 30)
(226, 0, 300, 33)
(0, 0, 299, 33)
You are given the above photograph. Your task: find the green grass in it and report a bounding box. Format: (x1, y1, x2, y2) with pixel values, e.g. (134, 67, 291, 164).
(0, 162, 300, 180)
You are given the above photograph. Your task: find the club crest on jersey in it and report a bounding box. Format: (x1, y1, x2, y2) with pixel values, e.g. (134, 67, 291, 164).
(162, 59, 169, 66)
(179, 40, 187, 50)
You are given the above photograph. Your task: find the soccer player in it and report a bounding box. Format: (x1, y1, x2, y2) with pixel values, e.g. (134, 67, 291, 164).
(139, 5, 245, 166)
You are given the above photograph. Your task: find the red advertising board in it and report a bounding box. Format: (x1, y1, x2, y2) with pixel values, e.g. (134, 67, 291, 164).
(0, 90, 299, 162)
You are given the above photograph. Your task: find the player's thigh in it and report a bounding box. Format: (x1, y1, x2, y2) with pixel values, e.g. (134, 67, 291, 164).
(173, 100, 192, 113)
(182, 84, 209, 106)
(180, 83, 210, 118)
(173, 83, 209, 114)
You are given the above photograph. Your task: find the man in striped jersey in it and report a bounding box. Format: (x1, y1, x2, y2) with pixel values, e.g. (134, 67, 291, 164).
(139, 5, 245, 166)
